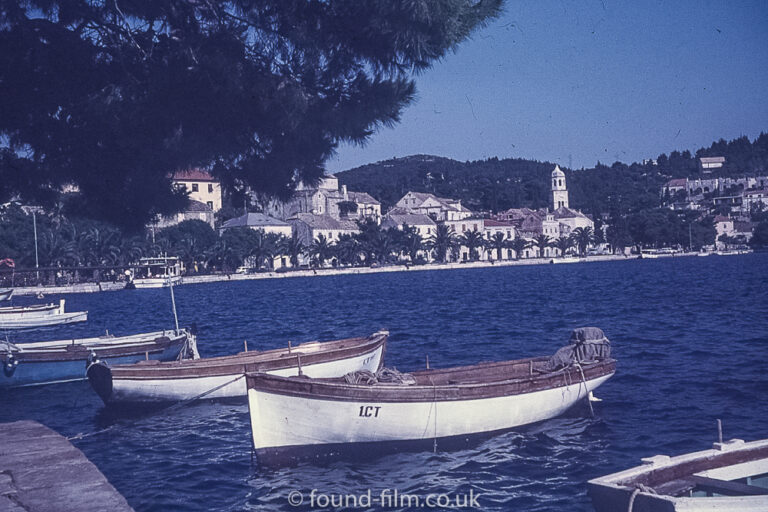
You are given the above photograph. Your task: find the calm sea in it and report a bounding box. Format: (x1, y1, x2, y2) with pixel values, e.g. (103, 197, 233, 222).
(2, 254, 767, 511)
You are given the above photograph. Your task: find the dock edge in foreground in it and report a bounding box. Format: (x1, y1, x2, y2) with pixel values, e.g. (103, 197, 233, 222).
(0, 420, 133, 512)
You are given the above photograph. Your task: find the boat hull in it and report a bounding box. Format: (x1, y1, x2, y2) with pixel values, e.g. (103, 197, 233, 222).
(0, 300, 88, 329)
(588, 438, 768, 512)
(0, 288, 13, 301)
(0, 311, 88, 329)
(2, 331, 192, 388)
(131, 276, 183, 289)
(90, 332, 388, 405)
(247, 367, 613, 459)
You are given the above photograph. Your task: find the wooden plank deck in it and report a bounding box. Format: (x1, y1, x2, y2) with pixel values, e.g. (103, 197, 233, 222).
(0, 420, 133, 512)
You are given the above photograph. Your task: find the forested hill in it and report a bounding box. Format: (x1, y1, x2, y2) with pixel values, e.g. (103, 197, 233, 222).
(335, 133, 768, 216)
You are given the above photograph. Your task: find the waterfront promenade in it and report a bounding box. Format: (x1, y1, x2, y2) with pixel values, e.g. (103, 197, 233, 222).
(7, 253, 687, 297)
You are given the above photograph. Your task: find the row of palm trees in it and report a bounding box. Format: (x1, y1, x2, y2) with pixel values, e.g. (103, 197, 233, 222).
(226, 222, 597, 270)
(30, 217, 596, 273)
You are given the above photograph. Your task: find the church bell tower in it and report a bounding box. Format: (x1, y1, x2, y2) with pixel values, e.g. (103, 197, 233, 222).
(551, 165, 569, 210)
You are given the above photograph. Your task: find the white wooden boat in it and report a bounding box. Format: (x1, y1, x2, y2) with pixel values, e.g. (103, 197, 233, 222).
(551, 256, 580, 264)
(1, 329, 197, 387)
(131, 276, 183, 289)
(0, 299, 88, 329)
(127, 256, 183, 289)
(588, 438, 768, 512)
(246, 328, 615, 463)
(0, 288, 13, 301)
(88, 331, 388, 405)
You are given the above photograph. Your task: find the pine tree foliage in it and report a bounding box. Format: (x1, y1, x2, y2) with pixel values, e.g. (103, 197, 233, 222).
(0, 0, 502, 230)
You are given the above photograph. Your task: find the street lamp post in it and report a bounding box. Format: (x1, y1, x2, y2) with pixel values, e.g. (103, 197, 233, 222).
(33, 211, 40, 283)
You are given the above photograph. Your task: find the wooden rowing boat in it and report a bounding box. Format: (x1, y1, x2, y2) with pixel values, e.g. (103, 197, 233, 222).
(0, 299, 88, 329)
(245, 328, 615, 463)
(588, 438, 768, 511)
(87, 331, 388, 405)
(1, 329, 196, 388)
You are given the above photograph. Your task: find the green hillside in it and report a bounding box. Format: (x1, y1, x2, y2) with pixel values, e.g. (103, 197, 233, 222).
(336, 133, 768, 216)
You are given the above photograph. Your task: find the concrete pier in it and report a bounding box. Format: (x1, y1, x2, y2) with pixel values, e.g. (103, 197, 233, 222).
(0, 421, 133, 512)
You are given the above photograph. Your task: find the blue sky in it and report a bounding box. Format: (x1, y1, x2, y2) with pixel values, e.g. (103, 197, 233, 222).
(326, 0, 768, 172)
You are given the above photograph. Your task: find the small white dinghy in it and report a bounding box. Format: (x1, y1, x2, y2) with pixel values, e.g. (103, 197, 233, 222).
(0, 288, 13, 301)
(88, 331, 388, 405)
(0, 299, 88, 329)
(246, 327, 615, 464)
(588, 437, 768, 512)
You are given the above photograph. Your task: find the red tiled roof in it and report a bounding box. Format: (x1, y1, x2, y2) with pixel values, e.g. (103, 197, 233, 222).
(484, 219, 515, 227)
(666, 178, 687, 187)
(172, 169, 217, 182)
(714, 215, 731, 223)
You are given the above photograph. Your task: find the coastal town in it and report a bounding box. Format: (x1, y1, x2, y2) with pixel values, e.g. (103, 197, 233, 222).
(2, 149, 768, 293)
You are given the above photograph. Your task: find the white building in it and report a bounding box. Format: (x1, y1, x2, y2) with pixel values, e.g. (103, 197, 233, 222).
(381, 210, 437, 239)
(483, 220, 516, 260)
(172, 169, 222, 212)
(154, 200, 215, 229)
(395, 192, 473, 221)
(218, 212, 292, 237)
(743, 188, 768, 212)
(289, 213, 359, 247)
(265, 176, 381, 224)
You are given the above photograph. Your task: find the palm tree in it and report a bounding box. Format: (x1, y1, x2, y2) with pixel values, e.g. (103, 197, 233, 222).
(279, 235, 306, 268)
(572, 227, 594, 257)
(79, 227, 122, 266)
(509, 237, 532, 260)
(39, 225, 79, 267)
(459, 230, 485, 261)
(403, 228, 424, 262)
(426, 224, 458, 263)
(532, 234, 553, 259)
(487, 232, 508, 260)
(334, 234, 361, 266)
(309, 234, 333, 267)
(354, 218, 384, 263)
(247, 230, 279, 270)
(554, 235, 575, 258)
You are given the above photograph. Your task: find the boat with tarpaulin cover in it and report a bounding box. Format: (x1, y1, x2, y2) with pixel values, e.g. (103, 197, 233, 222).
(245, 327, 615, 463)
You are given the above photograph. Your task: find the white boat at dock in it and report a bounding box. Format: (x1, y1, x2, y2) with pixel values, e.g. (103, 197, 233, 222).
(2, 329, 196, 387)
(127, 256, 183, 289)
(0, 299, 88, 329)
(87, 331, 388, 405)
(0, 288, 13, 301)
(588, 437, 768, 512)
(551, 256, 581, 264)
(245, 327, 615, 463)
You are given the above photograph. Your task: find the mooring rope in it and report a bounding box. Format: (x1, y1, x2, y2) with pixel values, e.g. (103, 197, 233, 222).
(67, 374, 246, 441)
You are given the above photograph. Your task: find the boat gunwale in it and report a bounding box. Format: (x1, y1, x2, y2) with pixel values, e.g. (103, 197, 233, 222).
(2, 332, 189, 362)
(588, 439, 768, 492)
(107, 332, 388, 379)
(245, 358, 616, 403)
(0, 302, 60, 314)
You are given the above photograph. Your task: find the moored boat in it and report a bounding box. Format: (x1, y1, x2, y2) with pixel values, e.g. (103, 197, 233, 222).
(0, 288, 13, 301)
(0, 299, 88, 329)
(1, 329, 196, 388)
(245, 327, 615, 463)
(588, 438, 768, 512)
(127, 256, 183, 289)
(87, 330, 388, 405)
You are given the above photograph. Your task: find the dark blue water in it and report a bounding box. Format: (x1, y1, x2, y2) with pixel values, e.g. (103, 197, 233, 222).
(2, 254, 767, 511)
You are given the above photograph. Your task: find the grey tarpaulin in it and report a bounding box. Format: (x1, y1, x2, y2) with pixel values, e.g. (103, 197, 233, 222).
(546, 327, 611, 371)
